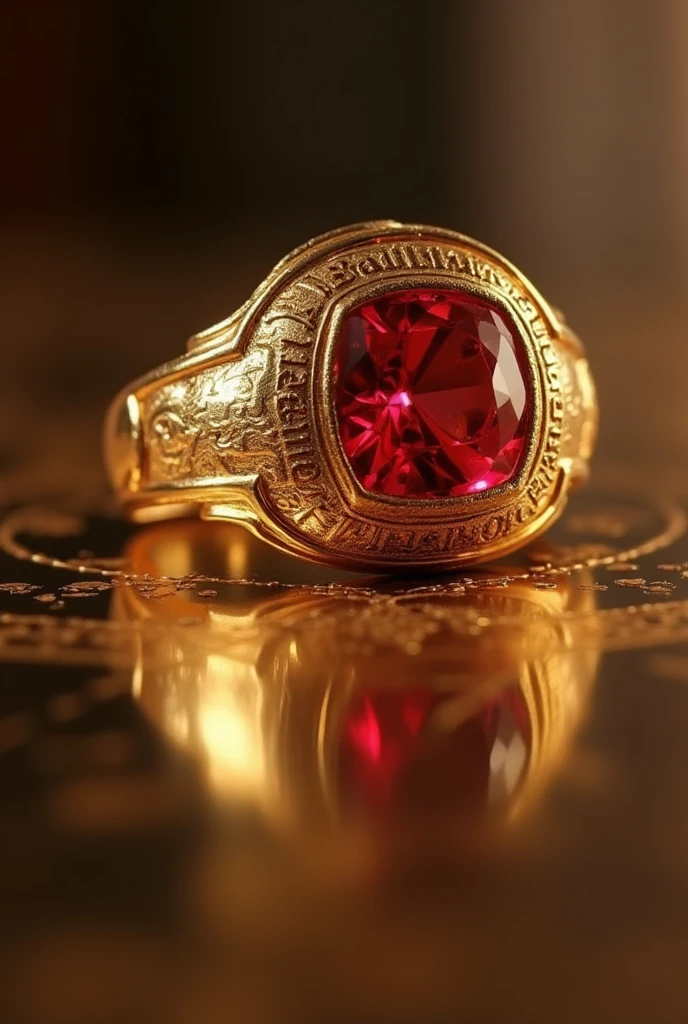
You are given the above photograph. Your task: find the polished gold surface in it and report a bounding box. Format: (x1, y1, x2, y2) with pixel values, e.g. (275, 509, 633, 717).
(104, 222, 597, 570)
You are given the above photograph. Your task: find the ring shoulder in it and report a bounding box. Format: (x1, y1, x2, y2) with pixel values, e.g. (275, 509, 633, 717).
(554, 327, 598, 490)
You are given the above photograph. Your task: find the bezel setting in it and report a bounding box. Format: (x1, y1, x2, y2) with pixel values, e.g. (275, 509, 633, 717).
(318, 275, 542, 517)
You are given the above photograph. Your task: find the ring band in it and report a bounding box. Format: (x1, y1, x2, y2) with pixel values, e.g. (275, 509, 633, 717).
(105, 221, 597, 571)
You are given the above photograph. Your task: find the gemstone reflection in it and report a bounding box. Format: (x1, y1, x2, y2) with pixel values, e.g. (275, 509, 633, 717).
(338, 686, 531, 822)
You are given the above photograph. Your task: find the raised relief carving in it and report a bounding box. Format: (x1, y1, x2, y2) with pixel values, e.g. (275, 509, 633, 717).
(145, 347, 281, 485)
(269, 482, 337, 534)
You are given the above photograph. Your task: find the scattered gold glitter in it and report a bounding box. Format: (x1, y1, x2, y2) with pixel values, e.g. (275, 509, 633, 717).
(61, 581, 113, 596)
(642, 582, 677, 596)
(0, 582, 41, 595)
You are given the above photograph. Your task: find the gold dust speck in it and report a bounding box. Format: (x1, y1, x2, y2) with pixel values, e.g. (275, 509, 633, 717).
(0, 582, 41, 595)
(642, 582, 677, 596)
(61, 581, 113, 596)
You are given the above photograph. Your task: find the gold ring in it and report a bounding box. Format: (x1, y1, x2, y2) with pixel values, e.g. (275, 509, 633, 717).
(105, 221, 598, 571)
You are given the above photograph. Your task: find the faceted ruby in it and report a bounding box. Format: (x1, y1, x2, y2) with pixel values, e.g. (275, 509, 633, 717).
(333, 289, 532, 498)
(338, 686, 531, 821)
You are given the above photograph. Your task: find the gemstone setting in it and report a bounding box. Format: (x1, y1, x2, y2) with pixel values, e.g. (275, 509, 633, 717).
(333, 288, 532, 499)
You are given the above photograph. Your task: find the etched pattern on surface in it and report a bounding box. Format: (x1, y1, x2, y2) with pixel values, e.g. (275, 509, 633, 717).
(143, 346, 282, 485)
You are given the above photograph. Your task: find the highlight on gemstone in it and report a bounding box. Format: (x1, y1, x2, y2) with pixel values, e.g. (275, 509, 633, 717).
(337, 686, 531, 821)
(333, 288, 532, 499)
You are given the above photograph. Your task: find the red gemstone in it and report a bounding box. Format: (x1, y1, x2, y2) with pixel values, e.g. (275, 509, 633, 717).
(338, 686, 531, 821)
(333, 289, 532, 498)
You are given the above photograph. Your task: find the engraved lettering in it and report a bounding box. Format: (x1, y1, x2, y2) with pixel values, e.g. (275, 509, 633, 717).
(462, 254, 477, 277)
(381, 529, 416, 553)
(501, 504, 530, 533)
(404, 246, 426, 269)
(299, 274, 333, 298)
(517, 297, 538, 320)
(280, 345, 309, 365)
(331, 519, 379, 547)
(280, 331, 312, 349)
(416, 530, 442, 552)
(282, 428, 313, 457)
(266, 305, 319, 330)
(357, 255, 385, 276)
(277, 341, 318, 481)
(380, 246, 407, 270)
(474, 260, 496, 284)
(326, 259, 357, 288)
(546, 365, 561, 390)
(276, 393, 307, 426)
(424, 246, 448, 270)
(447, 521, 481, 550)
(292, 460, 320, 483)
(278, 366, 308, 390)
(494, 271, 518, 298)
(444, 250, 470, 274)
(480, 516, 503, 543)
(550, 394, 564, 419)
(528, 473, 549, 503)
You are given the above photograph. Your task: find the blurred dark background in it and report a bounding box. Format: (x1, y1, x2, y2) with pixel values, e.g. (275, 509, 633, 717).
(1, 0, 686, 488)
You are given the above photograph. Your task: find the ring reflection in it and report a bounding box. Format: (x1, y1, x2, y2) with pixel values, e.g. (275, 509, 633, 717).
(113, 520, 599, 835)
